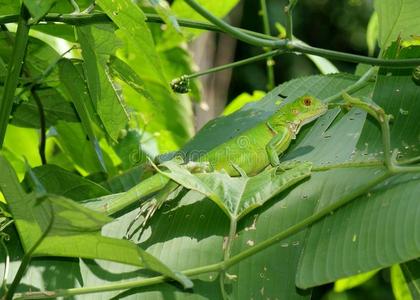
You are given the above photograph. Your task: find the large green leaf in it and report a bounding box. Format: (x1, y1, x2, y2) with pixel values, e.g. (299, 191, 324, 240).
(23, 164, 110, 201)
(367, 12, 378, 56)
(375, 0, 420, 50)
(357, 44, 420, 159)
(108, 55, 152, 102)
(3, 125, 41, 167)
(52, 121, 115, 175)
(80, 193, 227, 299)
(97, 0, 194, 150)
(0, 0, 20, 15)
(0, 33, 60, 82)
(0, 155, 192, 290)
(58, 59, 107, 173)
(296, 171, 420, 288)
(77, 24, 128, 141)
(392, 265, 415, 300)
(296, 45, 420, 288)
(223, 91, 266, 116)
(171, 0, 239, 38)
(158, 159, 312, 221)
(0, 227, 82, 294)
(11, 88, 78, 128)
(334, 270, 379, 292)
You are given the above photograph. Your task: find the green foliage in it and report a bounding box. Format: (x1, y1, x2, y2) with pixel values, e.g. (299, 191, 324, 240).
(77, 24, 128, 141)
(334, 270, 379, 292)
(375, 0, 420, 50)
(0, 0, 419, 299)
(223, 90, 266, 115)
(171, 0, 240, 38)
(391, 265, 414, 300)
(0, 156, 191, 290)
(157, 159, 312, 220)
(401, 260, 420, 299)
(23, 0, 56, 23)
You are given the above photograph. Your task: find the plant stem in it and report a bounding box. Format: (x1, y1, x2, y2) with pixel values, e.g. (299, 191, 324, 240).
(311, 159, 384, 171)
(0, 6, 30, 148)
(68, 0, 81, 14)
(324, 66, 378, 103)
(182, 0, 420, 67)
(30, 88, 47, 165)
(285, 0, 297, 40)
(14, 261, 224, 299)
(183, 0, 288, 48)
(223, 171, 392, 269)
(1, 12, 420, 67)
(184, 49, 283, 80)
(289, 41, 420, 68)
(259, 0, 275, 90)
(399, 155, 420, 165)
(6, 202, 54, 300)
(0, 236, 10, 295)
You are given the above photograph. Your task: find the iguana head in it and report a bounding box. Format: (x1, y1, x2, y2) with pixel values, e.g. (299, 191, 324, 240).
(283, 95, 328, 134)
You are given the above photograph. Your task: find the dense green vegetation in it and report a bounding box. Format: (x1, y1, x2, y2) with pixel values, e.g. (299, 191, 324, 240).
(0, 0, 419, 299)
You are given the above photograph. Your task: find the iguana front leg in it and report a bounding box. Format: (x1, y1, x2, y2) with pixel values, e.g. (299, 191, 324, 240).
(265, 124, 292, 167)
(138, 180, 179, 228)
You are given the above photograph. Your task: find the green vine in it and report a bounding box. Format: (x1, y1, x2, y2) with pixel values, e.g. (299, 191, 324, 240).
(0, 12, 418, 68)
(171, 50, 283, 93)
(285, 0, 298, 40)
(0, 6, 30, 148)
(259, 0, 275, 90)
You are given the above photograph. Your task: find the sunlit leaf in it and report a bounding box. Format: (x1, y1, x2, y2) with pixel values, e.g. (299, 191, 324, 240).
(375, 0, 420, 50)
(97, 0, 194, 150)
(367, 12, 378, 56)
(11, 88, 78, 128)
(334, 270, 379, 292)
(23, 0, 57, 23)
(58, 59, 107, 172)
(77, 24, 128, 141)
(0, 155, 192, 289)
(392, 265, 414, 300)
(296, 44, 420, 288)
(171, 0, 240, 38)
(23, 164, 110, 201)
(223, 90, 266, 116)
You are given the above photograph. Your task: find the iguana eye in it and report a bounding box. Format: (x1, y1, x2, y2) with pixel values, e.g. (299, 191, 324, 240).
(303, 97, 312, 106)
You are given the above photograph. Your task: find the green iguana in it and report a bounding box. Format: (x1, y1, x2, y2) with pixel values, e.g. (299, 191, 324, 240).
(87, 95, 328, 217)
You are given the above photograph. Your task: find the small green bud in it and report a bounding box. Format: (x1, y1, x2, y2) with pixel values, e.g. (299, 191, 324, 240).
(170, 75, 190, 94)
(412, 66, 420, 86)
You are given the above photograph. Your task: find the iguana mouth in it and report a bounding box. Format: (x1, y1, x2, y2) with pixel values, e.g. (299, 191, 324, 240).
(301, 106, 328, 126)
(291, 105, 328, 135)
